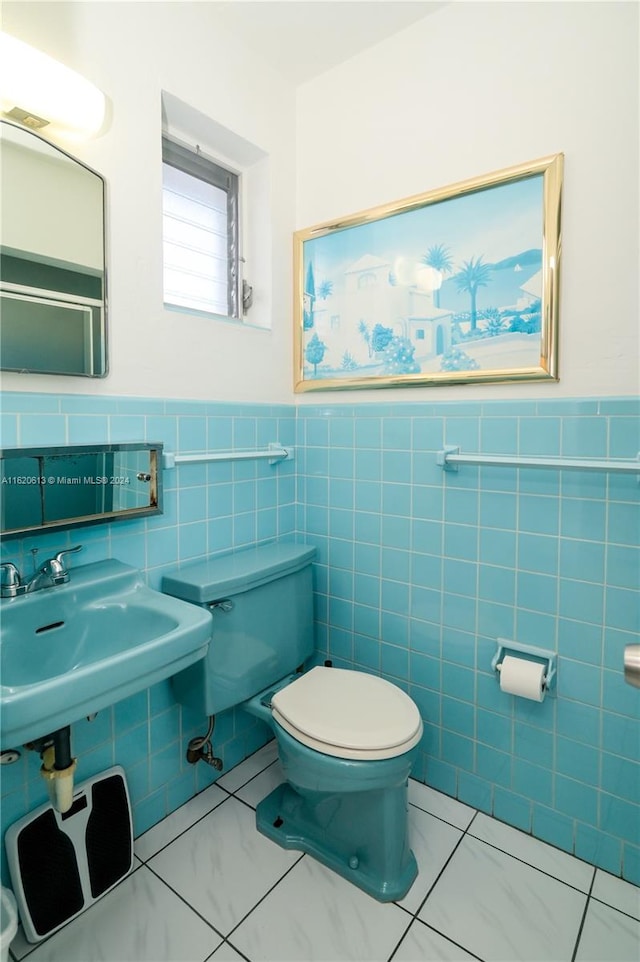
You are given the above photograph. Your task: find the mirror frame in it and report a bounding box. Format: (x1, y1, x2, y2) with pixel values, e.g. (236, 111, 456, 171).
(0, 119, 109, 377)
(0, 443, 162, 537)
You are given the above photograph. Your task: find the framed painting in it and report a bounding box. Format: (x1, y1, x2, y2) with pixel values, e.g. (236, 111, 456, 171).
(293, 154, 562, 392)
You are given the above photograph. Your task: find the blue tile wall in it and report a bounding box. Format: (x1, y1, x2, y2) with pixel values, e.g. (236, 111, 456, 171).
(297, 396, 640, 884)
(1, 392, 639, 889)
(0, 392, 296, 887)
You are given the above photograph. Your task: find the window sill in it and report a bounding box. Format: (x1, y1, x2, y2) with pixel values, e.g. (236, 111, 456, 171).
(163, 302, 270, 331)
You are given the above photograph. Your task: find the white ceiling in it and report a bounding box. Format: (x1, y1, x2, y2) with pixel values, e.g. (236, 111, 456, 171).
(208, 1, 447, 83)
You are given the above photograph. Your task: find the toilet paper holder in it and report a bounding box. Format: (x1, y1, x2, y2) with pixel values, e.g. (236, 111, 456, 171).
(491, 639, 557, 692)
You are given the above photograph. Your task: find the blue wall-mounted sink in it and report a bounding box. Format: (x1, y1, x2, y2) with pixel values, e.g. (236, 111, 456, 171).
(0, 559, 213, 748)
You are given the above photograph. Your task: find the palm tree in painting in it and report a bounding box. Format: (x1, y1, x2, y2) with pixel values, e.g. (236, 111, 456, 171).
(484, 307, 508, 337)
(358, 320, 372, 357)
(454, 256, 492, 331)
(422, 244, 453, 307)
(318, 279, 334, 300)
(303, 262, 316, 330)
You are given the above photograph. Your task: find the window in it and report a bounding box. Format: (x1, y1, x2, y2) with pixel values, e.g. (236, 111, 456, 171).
(162, 137, 239, 318)
(357, 272, 376, 289)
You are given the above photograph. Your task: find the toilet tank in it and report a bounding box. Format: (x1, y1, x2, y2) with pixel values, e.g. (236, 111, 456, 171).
(162, 544, 316, 717)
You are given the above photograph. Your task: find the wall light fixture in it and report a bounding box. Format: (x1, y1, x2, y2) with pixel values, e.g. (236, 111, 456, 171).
(0, 32, 106, 141)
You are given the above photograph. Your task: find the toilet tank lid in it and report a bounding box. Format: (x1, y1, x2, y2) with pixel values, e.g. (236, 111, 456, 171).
(162, 543, 316, 603)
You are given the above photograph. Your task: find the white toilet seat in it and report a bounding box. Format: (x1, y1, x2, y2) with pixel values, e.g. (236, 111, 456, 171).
(271, 666, 423, 760)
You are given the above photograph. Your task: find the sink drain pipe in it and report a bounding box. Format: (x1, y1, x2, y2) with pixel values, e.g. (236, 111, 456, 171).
(33, 727, 77, 814)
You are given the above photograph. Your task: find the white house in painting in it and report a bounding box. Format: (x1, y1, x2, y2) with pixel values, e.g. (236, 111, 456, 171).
(516, 268, 542, 310)
(310, 254, 454, 371)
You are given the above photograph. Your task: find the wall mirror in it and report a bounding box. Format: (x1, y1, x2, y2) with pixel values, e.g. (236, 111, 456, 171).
(0, 120, 107, 377)
(0, 443, 162, 537)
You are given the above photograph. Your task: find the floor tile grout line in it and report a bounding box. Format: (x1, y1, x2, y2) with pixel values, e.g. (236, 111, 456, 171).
(216, 780, 237, 798)
(12, 748, 637, 962)
(135, 788, 231, 863)
(215, 742, 277, 793)
(570, 867, 597, 962)
(7, 857, 156, 962)
(404, 807, 598, 962)
(206, 938, 252, 962)
(393, 827, 491, 962)
(461, 817, 595, 898)
(223, 852, 307, 943)
(136, 765, 295, 957)
(465, 809, 480, 834)
(7, 854, 227, 962)
(226, 768, 632, 916)
(408, 798, 477, 834)
(461, 810, 635, 901)
(392, 806, 477, 922)
(202, 948, 222, 962)
(384, 912, 415, 962)
(224, 936, 254, 962)
(227, 789, 271, 816)
(219, 755, 279, 797)
(144, 859, 228, 944)
(423, 809, 600, 962)
(412, 827, 468, 919)
(395, 901, 418, 921)
(464, 833, 596, 897)
(12, 774, 276, 962)
(589, 894, 640, 924)
(416, 919, 486, 962)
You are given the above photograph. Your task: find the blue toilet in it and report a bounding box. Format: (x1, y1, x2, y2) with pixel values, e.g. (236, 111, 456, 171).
(163, 543, 423, 902)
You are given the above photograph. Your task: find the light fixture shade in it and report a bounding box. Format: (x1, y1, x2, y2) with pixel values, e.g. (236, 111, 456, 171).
(0, 32, 106, 141)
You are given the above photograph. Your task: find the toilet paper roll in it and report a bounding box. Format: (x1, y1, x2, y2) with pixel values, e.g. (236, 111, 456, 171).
(499, 655, 546, 702)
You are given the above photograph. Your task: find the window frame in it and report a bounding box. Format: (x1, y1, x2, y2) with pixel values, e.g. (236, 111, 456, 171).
(162, 136, 240, 319)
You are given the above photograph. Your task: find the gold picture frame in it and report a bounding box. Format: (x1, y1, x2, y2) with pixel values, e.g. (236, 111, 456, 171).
(294, 154, 562, 392)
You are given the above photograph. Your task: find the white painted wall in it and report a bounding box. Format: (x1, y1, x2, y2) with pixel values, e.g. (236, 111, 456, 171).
(296, 1, 640, 401)
(3, 2, 638, 403)
(2, 1, 297, 402)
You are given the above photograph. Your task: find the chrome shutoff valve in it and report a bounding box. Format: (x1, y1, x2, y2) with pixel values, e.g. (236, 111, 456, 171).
(186, 735, 222, 770)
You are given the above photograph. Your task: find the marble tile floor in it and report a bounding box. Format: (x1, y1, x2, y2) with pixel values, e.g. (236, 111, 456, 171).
(8, 741, 640, 962)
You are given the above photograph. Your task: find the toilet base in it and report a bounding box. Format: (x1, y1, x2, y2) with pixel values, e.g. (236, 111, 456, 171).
(256, 781, 418, 903)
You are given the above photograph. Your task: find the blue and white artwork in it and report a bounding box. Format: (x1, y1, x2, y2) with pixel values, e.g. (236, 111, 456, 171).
(297, 162, 561, 388)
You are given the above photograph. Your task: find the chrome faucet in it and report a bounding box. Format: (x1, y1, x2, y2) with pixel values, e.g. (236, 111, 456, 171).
(0, 545, 83, 598)
(0, 562, 24, 598)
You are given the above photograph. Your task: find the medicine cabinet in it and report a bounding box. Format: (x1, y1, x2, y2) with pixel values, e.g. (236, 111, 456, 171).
(0, 443, 162, 537)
